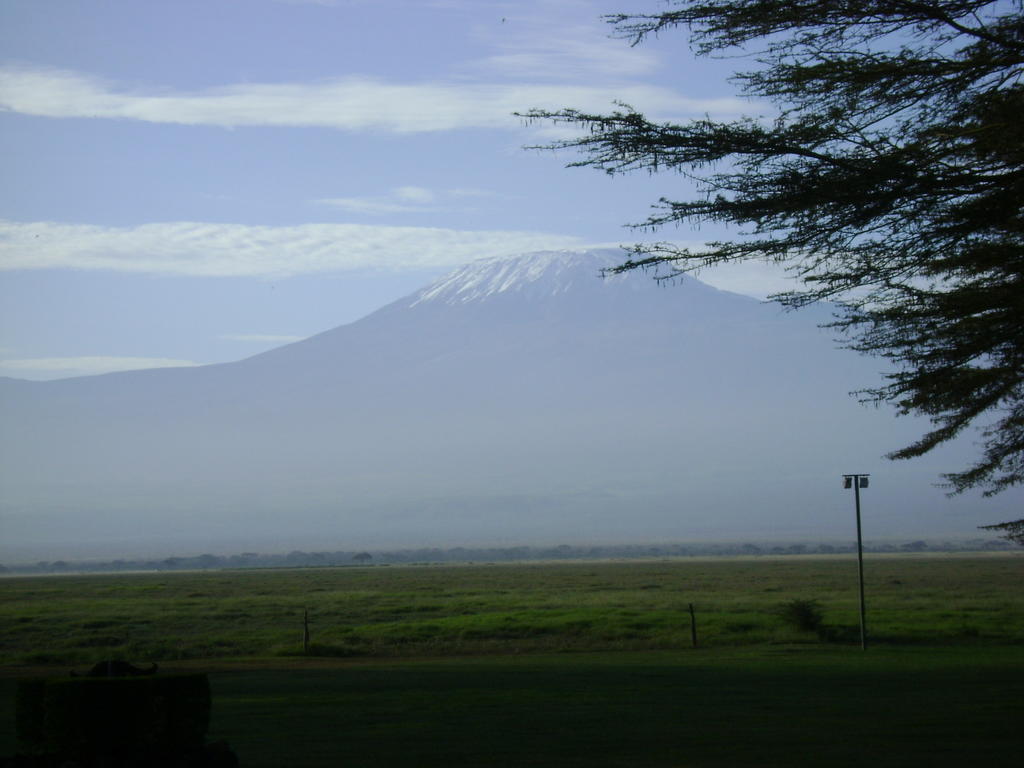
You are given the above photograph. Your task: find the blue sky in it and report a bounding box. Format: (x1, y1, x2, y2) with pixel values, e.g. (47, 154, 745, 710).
(0, 0, 790, 379)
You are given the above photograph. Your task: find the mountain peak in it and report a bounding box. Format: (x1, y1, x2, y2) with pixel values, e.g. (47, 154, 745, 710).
(410, 249, 631, 307)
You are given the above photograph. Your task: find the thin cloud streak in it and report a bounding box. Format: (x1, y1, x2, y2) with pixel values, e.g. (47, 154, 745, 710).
(0, 220, 587, 277)
(0, 66, 750, 132)
(314, 185, 489, 215)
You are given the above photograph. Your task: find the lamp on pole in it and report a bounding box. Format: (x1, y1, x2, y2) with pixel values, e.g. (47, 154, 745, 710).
(843, 473, 869, 650)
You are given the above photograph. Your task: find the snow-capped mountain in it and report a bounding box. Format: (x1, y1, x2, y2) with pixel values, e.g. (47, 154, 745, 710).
(411, 249, 630, 305)
(0, 249, 1012, 560)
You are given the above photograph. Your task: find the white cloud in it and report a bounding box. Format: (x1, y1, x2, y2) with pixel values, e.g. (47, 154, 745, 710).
(314, 185, 490, 215)
(394, 186, 436, 204)
(0, 66, 748, 133)
(0, 356, 202, 380)
(0, 219, 586, 277)
(468, 17, 661, 83)
(0, 219, 795, 296)
(220, 334, 307, 343)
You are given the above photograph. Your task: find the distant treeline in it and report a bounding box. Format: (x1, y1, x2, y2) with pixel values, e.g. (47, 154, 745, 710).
(1, 538, 1014, 575)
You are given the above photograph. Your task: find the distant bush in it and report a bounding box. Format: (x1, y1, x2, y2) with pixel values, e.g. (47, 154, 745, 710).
(776, 599, 825, 633)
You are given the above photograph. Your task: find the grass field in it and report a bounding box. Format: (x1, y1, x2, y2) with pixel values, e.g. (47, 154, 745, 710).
(2, 554, 1022, 765)
(2, 554, 1022, 664)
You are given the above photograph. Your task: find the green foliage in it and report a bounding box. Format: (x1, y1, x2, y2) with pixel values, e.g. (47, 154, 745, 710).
(15, 673, 210, 757)
(521, 1, 1024, 523)
(775, 598, 825, 632)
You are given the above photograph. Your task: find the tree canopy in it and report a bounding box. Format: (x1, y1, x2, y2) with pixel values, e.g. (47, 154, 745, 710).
(522, 0, 1023, 535)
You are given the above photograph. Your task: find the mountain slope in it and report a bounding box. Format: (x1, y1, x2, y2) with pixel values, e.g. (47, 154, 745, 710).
(0, 249, 1011, 560)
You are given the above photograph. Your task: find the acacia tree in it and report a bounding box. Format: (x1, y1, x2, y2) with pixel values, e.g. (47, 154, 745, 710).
(522, 0, 1023, 537)
(981, 518, 1024, 544)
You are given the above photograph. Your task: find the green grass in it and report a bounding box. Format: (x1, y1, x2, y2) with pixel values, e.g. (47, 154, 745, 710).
(4, 646, 1021, 767)
(2, 555, 1022, 765)
(1, 555, 1021, 664)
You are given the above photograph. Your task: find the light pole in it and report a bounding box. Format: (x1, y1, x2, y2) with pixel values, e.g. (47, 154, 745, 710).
(843, 473, 869, 650)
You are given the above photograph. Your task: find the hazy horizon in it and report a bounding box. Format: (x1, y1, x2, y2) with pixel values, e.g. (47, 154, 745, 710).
(4, 251, 1019, 565)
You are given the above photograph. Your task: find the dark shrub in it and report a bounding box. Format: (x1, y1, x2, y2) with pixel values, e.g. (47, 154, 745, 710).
(776, 599, 825, 632)
(16, 673, 210, 758)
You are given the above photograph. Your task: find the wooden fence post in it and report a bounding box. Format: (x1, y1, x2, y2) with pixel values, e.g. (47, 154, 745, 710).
(688, 603, 698, 648)
(303, 608, 310, 653)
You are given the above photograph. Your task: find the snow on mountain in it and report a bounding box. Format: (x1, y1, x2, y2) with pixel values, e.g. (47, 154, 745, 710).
(411, 249, 629, 306)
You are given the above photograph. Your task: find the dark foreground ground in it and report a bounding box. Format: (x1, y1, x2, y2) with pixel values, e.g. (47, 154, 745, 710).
(3, 646, 1022, 767)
